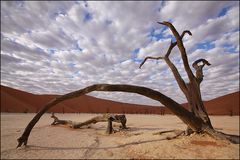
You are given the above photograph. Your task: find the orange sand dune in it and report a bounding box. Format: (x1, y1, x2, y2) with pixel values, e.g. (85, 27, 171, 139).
(204, 92, 239, 115)
(0, 85, 239, 115)
(0, 85, 164, 114)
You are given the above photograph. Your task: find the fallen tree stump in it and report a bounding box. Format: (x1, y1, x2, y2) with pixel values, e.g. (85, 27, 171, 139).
(50, 113, 127, 134)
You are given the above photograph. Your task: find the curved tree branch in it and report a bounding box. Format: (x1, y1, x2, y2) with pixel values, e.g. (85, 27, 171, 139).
(158, 21, 195, 82)
(17, 84, 204, 148)
(192, 58, 211, 68)
(139, 56, 164, 69)
(192, 58, 211, 83)
(181, 30, 192, 37)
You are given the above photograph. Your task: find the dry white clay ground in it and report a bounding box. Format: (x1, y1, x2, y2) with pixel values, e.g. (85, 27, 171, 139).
(1, 113, 239, 159)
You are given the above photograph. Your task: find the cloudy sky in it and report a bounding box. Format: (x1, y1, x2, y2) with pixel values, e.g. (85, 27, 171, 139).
(1, 1, 239, 106)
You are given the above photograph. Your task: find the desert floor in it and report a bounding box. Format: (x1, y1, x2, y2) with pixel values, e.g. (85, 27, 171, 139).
(1, 113, 239, 159)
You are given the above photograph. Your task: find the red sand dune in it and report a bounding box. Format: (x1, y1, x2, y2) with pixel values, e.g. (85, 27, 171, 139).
(0, 85, 239, 115)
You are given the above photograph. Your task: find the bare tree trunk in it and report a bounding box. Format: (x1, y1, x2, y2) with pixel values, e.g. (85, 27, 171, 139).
(186, 82, 213, 129)
(16, 84, 203, 148)
(159, 22, 213, 129)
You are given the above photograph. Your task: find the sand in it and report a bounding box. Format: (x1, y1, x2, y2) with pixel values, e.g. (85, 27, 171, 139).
(1, 113, 239, 159)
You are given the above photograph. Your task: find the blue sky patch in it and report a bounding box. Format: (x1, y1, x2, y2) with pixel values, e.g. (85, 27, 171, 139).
(68, 63, 76, 68)
(196, 42, 215, 50)
(223, 43, 238, 53)
(130, 48, 142, 63)
(148, 27, 164, 41)
(133, 48, 140, 54)
(47, 48, 56, 54)
(147, 25, 174, 42)
(83, 12, 93, 22)
(218, 5, 231, 17)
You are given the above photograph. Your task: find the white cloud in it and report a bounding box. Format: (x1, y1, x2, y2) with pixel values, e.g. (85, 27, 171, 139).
(159, 1, 236, 31)
(1, 1, 239, 106)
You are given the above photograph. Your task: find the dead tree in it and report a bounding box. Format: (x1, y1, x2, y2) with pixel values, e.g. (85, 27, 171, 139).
(50, 113, 74, 126)
(140, 22, 213, 134)
(50, 113, 127, 134)
(17, 21, 239, 148)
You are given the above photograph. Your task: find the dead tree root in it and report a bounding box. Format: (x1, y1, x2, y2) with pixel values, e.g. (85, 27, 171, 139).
(204, 127, 240, 144)
(153, 128, 239, 144)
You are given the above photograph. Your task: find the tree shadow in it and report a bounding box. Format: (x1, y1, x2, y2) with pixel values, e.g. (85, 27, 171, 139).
(127, 127, 165, 131)
(50, 125, 164, 132)
(25, 136, 170, 151)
